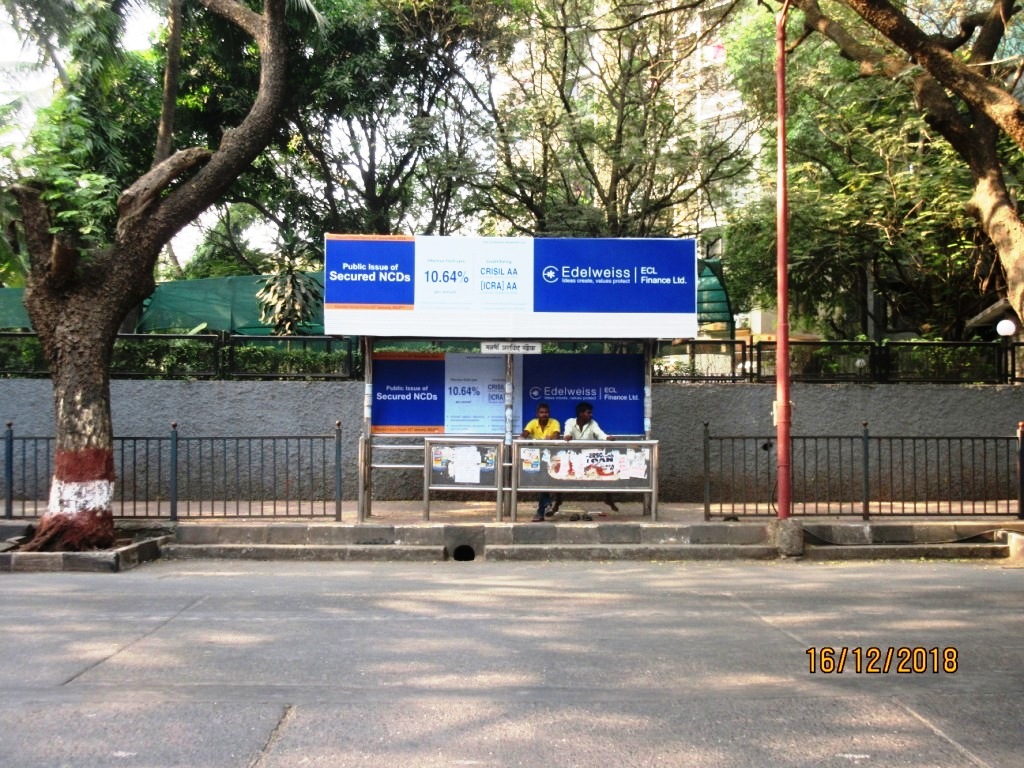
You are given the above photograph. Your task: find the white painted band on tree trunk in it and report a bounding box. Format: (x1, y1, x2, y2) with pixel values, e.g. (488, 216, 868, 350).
(48, 479, 115, 515)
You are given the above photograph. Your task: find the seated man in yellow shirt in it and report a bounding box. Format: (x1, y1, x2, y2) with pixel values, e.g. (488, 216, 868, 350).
(520, 402, 561, 522)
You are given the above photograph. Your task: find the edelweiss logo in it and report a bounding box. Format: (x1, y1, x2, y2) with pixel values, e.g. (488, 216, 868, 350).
(542, 266, 559, 283)
(529, 387, 543, 400)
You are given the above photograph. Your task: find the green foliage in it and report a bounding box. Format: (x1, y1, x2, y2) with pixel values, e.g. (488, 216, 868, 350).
(886, 340, 1002, 383)
(474, 0, 748, 238)
(110, 336, 219, 378)
(0, 332, 48, 376)
(229, 342, 352, 377)
(0, 189, 28, 286)
(6, 1, 163, 249)
(167, 0, 511, 250)
(0, 332, 357, 380)
(180, 204, 268, 279)
(256, 229, 323, 335)
(174, 4, 262, 148)
(721, 2, 998, 340)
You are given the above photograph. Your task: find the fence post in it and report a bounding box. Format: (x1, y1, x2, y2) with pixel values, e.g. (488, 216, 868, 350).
(861, 422, 870, 521)
(334, 420, 343, 522)
(169, 423, 178, 522)
(871, 343, 887, 383)
(1017, 422, 1024, 520)
(703, 422, 711, 521)
(213, 333, 224, 380)
(4, 422, 12, 519)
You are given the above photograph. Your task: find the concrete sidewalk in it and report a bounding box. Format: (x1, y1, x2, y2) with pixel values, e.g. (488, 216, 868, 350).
(4, 499, 1024, 571)
(1, 559, 1022, 767)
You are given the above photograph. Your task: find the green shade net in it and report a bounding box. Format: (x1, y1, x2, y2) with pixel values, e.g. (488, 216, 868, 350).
(0, 287, 31, 330)
(135, 273, 325, 335)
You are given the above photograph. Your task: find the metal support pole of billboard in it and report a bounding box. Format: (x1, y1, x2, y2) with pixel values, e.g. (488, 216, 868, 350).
(775, 0, 793, 520)
(503, 351, 515, 520)
(643, 339, 654, 517)
(359, 336, 375, 522)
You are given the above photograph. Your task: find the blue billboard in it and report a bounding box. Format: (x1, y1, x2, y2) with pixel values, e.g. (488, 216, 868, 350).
(371, 351, 644, 435)
(533, 238, 695, 314)
(324, 236, 415, 308)
(522, 354, 644, 435)
(325, 235, 697, 339)
(371, 353, 445, 433)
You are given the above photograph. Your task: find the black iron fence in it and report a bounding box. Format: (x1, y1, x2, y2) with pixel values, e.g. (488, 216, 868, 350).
(3, 423, 343, 520)
(657, 339, 1022, 384)
(0, 332, 357, 380)
(2, 333, 1023, 383)
(703, 423, 1023, 519)
(6, 421, 1024, 521)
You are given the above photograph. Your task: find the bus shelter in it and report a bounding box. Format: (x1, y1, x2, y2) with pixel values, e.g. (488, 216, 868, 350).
(323, 235, 698, 522)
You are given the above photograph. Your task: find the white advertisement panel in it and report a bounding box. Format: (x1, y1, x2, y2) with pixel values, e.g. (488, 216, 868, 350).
(442, 354, 508, 434)
(324, 235, 697, 339)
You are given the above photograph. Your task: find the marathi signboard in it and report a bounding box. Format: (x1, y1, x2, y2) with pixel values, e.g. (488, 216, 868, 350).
(324, 235, 697, 338)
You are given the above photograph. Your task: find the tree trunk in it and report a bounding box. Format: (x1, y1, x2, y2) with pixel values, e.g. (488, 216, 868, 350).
(12, 188, 148, 551)
(23, 344, 117, 551)
(10, 0, 289, 552)
(969, 171, 1024, 318)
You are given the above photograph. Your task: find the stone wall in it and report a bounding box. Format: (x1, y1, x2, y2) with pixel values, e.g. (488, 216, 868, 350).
(4, 379, 1024, 501)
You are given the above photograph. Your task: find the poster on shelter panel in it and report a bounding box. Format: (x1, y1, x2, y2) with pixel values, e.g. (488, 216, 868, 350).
(520, 353, 644, 435)
(371, 352, 644, 435)
(372, 353, 509, 434)
(324, 235, 697, 339)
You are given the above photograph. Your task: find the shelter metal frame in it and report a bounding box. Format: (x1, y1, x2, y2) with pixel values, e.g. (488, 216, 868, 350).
(357, 336, 658, 523)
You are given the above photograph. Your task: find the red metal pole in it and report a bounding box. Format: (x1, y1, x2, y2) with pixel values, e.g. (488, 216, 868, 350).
(1017, 422, 1024, 519)
(775, 0, 793, 519)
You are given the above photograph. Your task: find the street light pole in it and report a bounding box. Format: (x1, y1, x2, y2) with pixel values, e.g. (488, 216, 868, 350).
(775, 0, 793, 519)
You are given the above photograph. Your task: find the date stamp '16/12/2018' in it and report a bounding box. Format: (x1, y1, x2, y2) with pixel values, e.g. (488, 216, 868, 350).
(806, 646, 958, 674)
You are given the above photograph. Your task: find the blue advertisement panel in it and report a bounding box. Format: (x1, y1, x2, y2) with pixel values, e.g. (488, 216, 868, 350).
(521, 354, 644, 435)
(324, 236, 415, 308)
(533, 238, 696, 314)
(372, 353, 506, 434)
(324, 235, 698, 338)
(372, 352, 644, 435)
(371, 353, 445, 433)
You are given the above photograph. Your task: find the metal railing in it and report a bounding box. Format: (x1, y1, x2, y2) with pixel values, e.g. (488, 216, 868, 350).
(3, 423, 343, 520)
(3, 333, 1023, 384)
(654, 340, 751, 382)
(752, 340, 1013, 384)
(0, 332, 358, 380)
(702, 423, 1021, 519)
(8, 420, 1022, 522)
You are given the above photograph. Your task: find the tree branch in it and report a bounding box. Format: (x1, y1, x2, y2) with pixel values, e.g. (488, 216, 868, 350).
(9, 185, 57, 275)
(197, 0, 265, 42)
(841, 0, 1024, 151)
(116, 147, 213, 238)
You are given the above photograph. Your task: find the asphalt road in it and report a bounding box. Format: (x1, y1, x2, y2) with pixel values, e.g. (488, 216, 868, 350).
(1, 559, 1021, 767)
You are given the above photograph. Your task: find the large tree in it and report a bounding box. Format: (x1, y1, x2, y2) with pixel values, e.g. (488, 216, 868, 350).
(722, 3, 1001, 339)
(8, 0, 292, 550)
(783, 0, 1024, 326)
(467, 0, 752, 238)
(171, 0, 509, 256)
